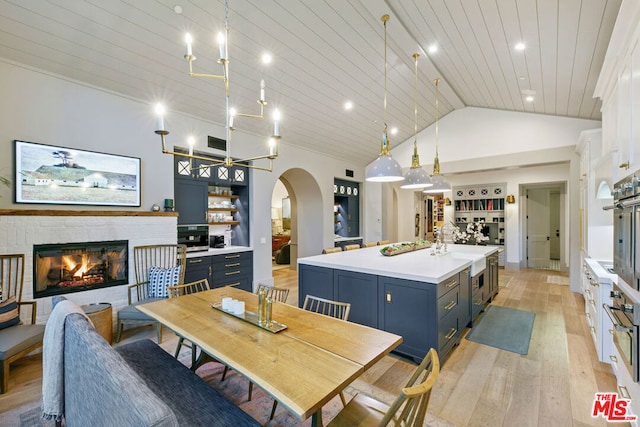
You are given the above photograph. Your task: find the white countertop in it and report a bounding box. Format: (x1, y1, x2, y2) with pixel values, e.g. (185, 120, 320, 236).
(298, 244, 499, 283)
(334, 236, 363, 242)
(186, 246, 253, 258)
(584, 258, 617, 285)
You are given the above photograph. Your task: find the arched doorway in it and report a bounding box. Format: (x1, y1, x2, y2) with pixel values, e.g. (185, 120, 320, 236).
(271, 168, 324, 269)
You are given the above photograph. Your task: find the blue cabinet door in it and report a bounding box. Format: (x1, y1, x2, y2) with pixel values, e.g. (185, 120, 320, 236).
(298, 264, 335, 307)
(334, 270, 377, 327)
(378, 276, 437, 362)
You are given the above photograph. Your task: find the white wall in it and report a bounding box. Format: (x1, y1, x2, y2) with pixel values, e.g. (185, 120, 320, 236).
(0, 59, 365, 292)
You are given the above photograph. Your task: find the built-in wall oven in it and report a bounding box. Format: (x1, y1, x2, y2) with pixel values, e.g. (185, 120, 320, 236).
(604, 284, 640, 382)
(612, 171, 640, 290)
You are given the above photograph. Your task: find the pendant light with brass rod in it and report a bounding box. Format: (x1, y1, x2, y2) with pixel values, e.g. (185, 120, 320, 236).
(366, 15, 404, 182)
(401, 53, 433, 189)
(423, 77, 451, 193)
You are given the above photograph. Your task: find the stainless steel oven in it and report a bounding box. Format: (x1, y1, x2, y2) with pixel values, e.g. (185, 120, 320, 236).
(604, 284, 640, 382)
(613, 172, 639, 290)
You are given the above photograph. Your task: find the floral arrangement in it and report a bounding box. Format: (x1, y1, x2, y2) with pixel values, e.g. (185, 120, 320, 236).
(451, 220, 489, 244)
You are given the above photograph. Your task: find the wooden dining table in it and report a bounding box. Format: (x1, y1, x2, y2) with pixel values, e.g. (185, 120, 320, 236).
(137, 286, 402, 426)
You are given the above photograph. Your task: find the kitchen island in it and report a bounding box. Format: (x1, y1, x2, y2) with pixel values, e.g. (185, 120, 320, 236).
(298, 243, 499, 362)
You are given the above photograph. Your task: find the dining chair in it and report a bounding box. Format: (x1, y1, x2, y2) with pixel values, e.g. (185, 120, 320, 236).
(344, 244, 361, 251)
(363, 242, 378, 248)
(378, 240, 390, 245)
(0, 254, 45, 394)
(115, 244, 187, 343)
(327, 348, 440, 426)
(224, 283, 291, 400)
(303, 294, 351, 321)
(168, 278, 211, 369)
(269, 294, 351, 419)
(322, 247, 342, 254)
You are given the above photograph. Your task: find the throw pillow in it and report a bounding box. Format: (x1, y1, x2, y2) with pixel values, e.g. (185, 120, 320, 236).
(0, 296, 20, 330)
(147, 266, 181, 298)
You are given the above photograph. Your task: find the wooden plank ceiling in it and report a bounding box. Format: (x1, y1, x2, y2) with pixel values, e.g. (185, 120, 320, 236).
(0, 0, 622, 166)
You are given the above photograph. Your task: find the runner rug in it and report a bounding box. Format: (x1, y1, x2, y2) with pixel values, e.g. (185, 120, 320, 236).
(466, 305, 535, 355)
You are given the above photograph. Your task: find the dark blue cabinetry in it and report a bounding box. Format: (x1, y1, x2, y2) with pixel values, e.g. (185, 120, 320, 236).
(184, 251, 252, 292)
(298, 264, 472, 361)
(334, 270, 377, 328)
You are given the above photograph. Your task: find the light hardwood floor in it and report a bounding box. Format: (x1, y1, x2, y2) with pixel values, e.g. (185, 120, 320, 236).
(0, 266, 623, 426)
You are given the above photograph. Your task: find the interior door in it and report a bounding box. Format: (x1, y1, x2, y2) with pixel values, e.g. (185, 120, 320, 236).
(527, 188, 551, 268)
(549, 191, 561, 259)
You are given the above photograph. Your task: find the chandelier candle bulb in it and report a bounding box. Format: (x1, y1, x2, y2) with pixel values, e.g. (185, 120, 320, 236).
(217, 32, 226, 59)
(260, 79, 265, 102)
(155, 104, 165, 131)
(185, 33, 193, 56)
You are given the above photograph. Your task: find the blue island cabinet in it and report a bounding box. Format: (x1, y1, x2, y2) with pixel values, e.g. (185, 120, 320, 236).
(298, 264, 471, 362)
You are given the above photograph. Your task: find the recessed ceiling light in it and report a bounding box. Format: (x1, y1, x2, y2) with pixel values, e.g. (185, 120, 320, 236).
(344, 101, 353, 110)
(390, 127, 398, 135)
(261, 52, 272, 64)
(174, 5, 183, 14)
(519, 76, 526, 80)
(428, 44, 438, 54)
(515, 42, 526, 51)
(525, 95, 534, 102)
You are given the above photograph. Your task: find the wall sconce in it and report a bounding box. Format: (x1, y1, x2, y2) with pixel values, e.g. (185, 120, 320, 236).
(506, 195, 515, 204)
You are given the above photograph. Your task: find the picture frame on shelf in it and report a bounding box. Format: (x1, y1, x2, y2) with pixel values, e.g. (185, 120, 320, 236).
(14, 140, 141, 206)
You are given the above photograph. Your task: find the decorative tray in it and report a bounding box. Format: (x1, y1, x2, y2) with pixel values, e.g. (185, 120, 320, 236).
(211, 303, 288, 333)
(379, 241, 432, 257)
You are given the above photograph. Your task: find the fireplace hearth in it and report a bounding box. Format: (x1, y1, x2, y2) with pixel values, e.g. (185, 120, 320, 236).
(33, 240, 128, 298)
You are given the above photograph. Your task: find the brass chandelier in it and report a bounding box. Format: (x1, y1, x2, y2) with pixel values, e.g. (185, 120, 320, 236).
(154, 0, 280, 173)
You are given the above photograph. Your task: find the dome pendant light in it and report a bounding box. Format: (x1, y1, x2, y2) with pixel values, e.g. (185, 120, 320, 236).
(401, 53, 433, 190)
(423, 78, 451, 193)
(366, 15, 404, 183)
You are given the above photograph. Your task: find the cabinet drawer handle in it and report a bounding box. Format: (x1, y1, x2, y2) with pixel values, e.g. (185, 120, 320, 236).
(618, 385, 632, 400)
(609, 329, 614, 335)
(226, 282, 241, 287)
(474, 299, 483, 305)
(445, 328, 457, 340)
(586, 312, 591, 319)
(444, 301, 457, 310)
(590, 326, 596, 333)
(189, 259, 203, 264)
(225, 254, 241, 259)
(209, 266, 212, 276)
(225, 271, 240, 276)
(445, 279, 457, 288)
(590, 299, 596, 306)
(472, 283, 479, 290)
(610, 355, 618, 363)
(225, 263, 241, 267)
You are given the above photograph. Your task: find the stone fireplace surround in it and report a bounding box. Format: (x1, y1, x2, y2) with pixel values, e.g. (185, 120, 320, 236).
(0, 210, 177, 324)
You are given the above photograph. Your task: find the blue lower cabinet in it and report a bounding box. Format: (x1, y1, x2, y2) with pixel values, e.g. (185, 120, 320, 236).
(298, 264, 335, 307)
(184, 251, 253, 293)
(334, 270, 377, 327)
(378, 276, 437, 362)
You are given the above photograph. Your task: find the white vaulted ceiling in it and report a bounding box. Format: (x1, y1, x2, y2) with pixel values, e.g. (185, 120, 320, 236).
(0, 0, 622, 165)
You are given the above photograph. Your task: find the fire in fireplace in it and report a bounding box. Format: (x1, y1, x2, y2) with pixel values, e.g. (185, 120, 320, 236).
(33, 240, 128, 298)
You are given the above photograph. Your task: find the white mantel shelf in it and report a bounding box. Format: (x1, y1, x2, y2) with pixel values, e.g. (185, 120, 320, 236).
(0, 209, 178, 217)
(298, 244, 499, 284)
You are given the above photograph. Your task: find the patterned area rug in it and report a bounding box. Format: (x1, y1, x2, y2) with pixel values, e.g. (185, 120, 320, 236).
(0, 359, 457, 426)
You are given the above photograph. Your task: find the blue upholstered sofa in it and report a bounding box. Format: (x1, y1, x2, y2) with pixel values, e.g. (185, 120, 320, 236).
(57, 310, 260, 426)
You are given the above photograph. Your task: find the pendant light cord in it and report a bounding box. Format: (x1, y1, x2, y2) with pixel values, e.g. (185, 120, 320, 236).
(433, 77, 441, 175)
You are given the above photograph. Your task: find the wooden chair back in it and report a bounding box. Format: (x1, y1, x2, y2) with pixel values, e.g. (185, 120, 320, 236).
(381, 348, 440, 426)
(132, 244, 187, 300)
(344, 244, 360, 251)
(363, 242, 377, 248)
(0, 254, 24, 303)
(327, 348, 440, 427)
(378, 240, 390, 245)
(168, 278, 210, 298)
(322, 247, 342, 254)
(255, 283, 290, 303)
(303, 295, 350, 321)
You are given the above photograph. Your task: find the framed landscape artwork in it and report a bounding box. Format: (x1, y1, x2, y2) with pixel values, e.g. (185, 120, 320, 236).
(14, 140, 141, 206)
